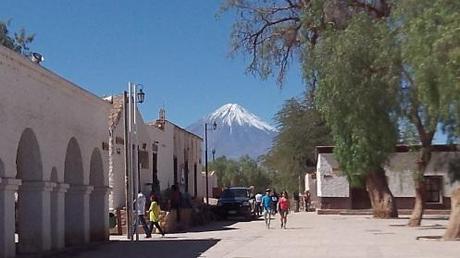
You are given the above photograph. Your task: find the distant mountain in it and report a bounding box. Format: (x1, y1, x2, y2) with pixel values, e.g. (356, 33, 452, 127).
(187, 103, 277, 159)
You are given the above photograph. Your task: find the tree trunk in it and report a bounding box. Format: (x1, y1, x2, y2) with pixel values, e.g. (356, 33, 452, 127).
(366, 168, 398, 218)
(408, 178, 425, 227)
(443, 187, 460, 240)
(408, 146, 431, 226)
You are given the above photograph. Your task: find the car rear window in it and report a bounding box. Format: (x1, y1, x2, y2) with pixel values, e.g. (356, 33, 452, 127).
(221, 189, 248, 198)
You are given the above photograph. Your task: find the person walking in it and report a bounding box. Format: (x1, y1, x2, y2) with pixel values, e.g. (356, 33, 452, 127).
(278, 191, 290, 229)
(170, 185, 181, 222)
(270, 190, 279, 215)
(255, 192, 263, 216)
(304, 190, 311, 212)
(293, 191, 300, 212)
(262, 189, 272, 228)
(133, 191, 151, 238)
(147, 194, 165, 237)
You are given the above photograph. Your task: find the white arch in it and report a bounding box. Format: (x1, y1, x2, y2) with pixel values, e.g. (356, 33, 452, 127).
(89, 148, 109, 241)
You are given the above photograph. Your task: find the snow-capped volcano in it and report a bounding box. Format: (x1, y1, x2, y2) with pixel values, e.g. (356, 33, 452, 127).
(208, 103, 276, 132)
(187, 103, 277, 159)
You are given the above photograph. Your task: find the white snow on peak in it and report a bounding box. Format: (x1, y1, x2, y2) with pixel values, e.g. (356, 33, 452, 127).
(208, 103, 277, 132)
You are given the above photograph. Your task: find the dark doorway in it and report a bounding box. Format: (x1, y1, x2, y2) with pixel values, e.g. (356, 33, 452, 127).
(194, 163, 197, 198)
(184, 161, 189, 193)
(350, 187, 371, 209)
(152, 151, 158, 194)
(173, 156, 178, 185)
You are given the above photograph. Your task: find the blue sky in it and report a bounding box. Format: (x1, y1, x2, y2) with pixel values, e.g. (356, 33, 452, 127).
(1, 0, 304, 127)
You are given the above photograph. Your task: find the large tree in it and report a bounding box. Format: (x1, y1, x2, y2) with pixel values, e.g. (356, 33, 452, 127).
(395, 0, 460, 238)
(223, 0, 397, 217)
(263, 95, 332, 193)
(312, 14, 400, 218)
(392, 0, 460, 226)
(0, 20, 34, 55)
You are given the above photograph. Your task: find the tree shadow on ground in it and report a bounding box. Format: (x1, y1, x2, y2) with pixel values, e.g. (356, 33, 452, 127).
(394, 216, 449, 220)
(46, 239, 220, 258)
(389, 223, 447, 230)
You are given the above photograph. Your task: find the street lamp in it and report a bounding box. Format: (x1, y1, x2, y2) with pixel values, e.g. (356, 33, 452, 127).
(123, 82, 145, 241)
(204, 121, 217, 205)
(136, 86, 145, 103)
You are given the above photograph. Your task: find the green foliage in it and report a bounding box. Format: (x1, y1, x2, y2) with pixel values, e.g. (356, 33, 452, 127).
(312, 14, 401, 186)
(393, 0, 460, 140)
(263, 96, 332, 192)
(0, 20, 34, 55)
(209, 155, 271, 193)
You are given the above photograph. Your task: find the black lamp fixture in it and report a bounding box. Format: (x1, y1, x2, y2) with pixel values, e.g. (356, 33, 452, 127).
(31, 52, 44, 64)
(136, 85, 145, 103)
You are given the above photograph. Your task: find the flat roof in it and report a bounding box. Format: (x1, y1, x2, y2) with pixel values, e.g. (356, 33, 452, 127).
(316, 144, 459, 154)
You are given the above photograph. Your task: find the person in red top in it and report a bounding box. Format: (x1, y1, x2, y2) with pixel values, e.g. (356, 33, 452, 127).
(277, 191, 290, 229)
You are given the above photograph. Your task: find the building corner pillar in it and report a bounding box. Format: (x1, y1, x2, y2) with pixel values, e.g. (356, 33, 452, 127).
(0, 178, 21, 258)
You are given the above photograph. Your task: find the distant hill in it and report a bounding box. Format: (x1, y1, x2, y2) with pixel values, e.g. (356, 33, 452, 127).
(187, 103, 277, 159)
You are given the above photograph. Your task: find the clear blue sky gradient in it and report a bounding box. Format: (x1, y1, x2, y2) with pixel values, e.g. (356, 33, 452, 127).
(1, 0, 449, 143)
(1, 0, 304, 127)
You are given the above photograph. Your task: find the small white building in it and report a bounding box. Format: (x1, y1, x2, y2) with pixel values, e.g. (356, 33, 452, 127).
(311, 145, 460, 210)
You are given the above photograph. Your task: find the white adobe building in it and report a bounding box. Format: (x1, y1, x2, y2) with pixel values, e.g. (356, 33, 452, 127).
(0, 46, 110, 258)
(107, 98, 203, 210)
(0, 44, 205, 258)
(307, 145, 460, 210)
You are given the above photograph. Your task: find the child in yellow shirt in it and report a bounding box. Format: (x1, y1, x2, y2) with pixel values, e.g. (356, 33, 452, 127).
(147, 195, 165, 237)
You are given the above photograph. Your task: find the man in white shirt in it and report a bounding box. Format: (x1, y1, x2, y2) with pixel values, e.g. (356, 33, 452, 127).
(133, 191, 151, 238)
(255, 193, 263, 216)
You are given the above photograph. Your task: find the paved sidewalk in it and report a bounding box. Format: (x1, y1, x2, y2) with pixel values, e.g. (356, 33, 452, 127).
(52, 212, 458, 258)
(201, 212, 458, 258)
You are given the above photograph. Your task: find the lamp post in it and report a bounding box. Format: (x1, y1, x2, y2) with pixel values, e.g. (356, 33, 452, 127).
(123, 82, 145, 241)
(204, 121, 217, 205)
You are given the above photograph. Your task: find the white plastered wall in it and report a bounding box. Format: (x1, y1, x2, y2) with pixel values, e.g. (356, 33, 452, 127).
(0, 45, 110, 185)
(386, 151, 460, 197)
(316, 154, 350, 197)
(0, 45, 110, 257)
(317, 150, 460, 199)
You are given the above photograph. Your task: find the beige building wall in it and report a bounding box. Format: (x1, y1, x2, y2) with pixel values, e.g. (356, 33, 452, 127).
(108, 100, 167, 209)
(172, 123, 203, 197)
(146, 121, 175, 191)
(108, 109, 203, 209)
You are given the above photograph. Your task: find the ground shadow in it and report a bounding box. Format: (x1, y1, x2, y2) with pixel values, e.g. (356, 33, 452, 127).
(186, 220, 239, 233)
(389, 223, 447, 229)
(46, 239, 221, 258)
(417, 224, 446, 230)
(395, 216, 449, 221)
(285, 227, 313, 230)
